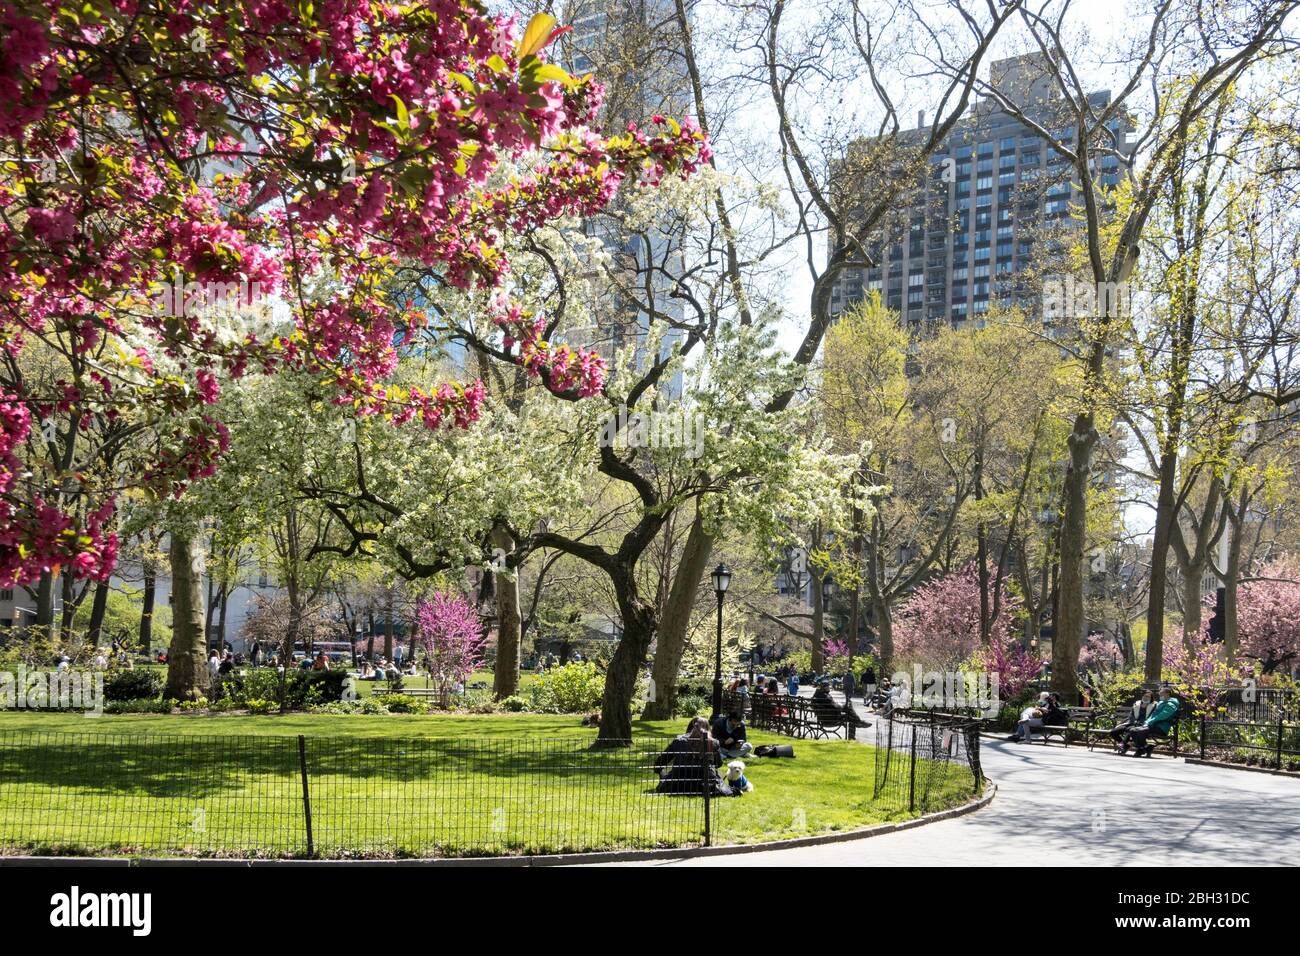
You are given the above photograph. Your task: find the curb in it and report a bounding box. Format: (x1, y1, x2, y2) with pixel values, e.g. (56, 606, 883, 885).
(0, 784, 996, 867)
(1182, 757, 1300, 779)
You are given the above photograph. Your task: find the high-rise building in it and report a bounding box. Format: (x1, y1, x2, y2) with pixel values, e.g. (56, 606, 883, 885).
(563, 0, 694, 397)
(829, 53, 1135, 333)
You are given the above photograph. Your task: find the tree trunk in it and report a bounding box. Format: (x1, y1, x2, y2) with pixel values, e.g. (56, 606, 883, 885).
(60, 574, 76, 635)
(216, 582, 228, 654)
(34, 570, 55, 638)
(1223, 497, 1243, 661)
(1146, 449, 1177, 681)
(164, 531, 209, 702)
(974, 446, 992, 644)
(383, 591, 394, 661)
(1182, 561, 1207, 648)
(810, 568, 826, 672)
(204, 576, 218, 652)
(872, 595, 894, 675)
(365, 610, 375, 661)
(643, 510, 713, 719)
(86, 581, 109, 647)
(597, 571, 656, 746)
(491, 525, 522, 700)
(140, 562, 156, 650)
(1054, 421, 1095, 702)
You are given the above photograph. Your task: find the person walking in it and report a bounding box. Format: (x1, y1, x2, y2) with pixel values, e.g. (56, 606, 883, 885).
(842, 668, 856, 701)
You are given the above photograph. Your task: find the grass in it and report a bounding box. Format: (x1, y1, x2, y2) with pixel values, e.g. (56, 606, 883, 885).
(0, 710, 978, 858)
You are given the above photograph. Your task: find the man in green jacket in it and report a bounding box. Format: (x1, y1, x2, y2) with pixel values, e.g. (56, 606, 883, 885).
(1120, 687, 1181, 757)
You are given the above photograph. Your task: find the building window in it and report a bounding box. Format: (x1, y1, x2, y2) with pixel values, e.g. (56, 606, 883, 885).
(0, 589, 11, 601)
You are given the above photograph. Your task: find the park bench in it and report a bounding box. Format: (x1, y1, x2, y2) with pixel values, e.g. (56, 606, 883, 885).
(1084, 705, 1180, 755)
(734, 692, 858, 740)
(1030, 707, 1093, 745)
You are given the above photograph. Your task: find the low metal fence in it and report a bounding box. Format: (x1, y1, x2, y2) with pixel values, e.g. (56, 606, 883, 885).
(1190, 715, 1300, 770)
(0, 731, 708, 858)
(724, 691, 983, 814)
(872, 714, 984, 813)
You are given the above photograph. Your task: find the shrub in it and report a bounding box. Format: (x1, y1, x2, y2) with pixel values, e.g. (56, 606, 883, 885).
(375, 693, 424, 714)
(104, 697, 173, 715)
(104, 668, 162, 702)
(244, 698, 275, 715)
(499, 695, 529, 712)
(216, 667, 350, 710)
(310, 698, 389, 715)
(459, 689, 496, 713)
(675, 692, 709, 718)
(531, 661, 604, 713)
(178, 697, 209, 711)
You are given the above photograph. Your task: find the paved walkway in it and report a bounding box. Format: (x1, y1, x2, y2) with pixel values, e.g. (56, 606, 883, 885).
(602, 732, 1300, 867)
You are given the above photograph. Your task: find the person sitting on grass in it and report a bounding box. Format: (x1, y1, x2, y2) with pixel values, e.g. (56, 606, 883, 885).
(655, 717, 724, 795)
(710, 709, 753, 759)
(1110, 689, 1155, 752)
(1120, 686, 1181, 757)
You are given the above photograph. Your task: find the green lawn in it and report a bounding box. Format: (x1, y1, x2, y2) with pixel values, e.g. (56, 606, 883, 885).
(0, 711, 978, 858)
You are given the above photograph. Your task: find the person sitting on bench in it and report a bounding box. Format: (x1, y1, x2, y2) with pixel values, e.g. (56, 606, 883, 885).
(1120, 686, 1180, 757)
(1110, 690, 1155, 752)
(1007, 704, 1045, 742)
(811, 678, 869, 729)
(1041, 694, 1069, 735)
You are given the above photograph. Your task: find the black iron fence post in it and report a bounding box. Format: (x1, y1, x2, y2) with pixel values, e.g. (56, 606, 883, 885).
(1276, 716, 1285, 771)
(907, 722, 917, 813)
(1199, 715, 1206, 760)
(297, 735, 315, 858)
(701, 744, 712, 846)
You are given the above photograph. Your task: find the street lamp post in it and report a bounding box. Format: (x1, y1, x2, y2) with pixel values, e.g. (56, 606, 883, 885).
(711, 563, 732, 719)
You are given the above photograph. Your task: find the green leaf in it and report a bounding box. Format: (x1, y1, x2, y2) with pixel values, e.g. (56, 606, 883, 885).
(528, 62, 577, 90)
(389, 94, 410, 128)
(518, 13, 559, 59)
(447, 71, 476, 94)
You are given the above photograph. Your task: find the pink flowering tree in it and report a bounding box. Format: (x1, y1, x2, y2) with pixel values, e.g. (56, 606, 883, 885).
(1235, 559, 1300, 674)
(416, 592, 485, 707)
(981, 638, 1044, 701)
(0, 2, 709, 593)
(1079, 632, 1125, 672)
(1160, 638, 1246, 717)
(893, 565, 1018, 668)
(894, 565, 1037, 698)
